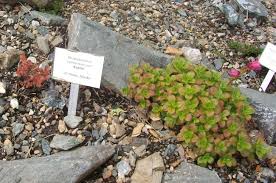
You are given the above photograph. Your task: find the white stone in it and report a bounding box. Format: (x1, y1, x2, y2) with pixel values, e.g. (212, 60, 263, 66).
(0, 11, 6, 17)
(10, 98, 19, 109)
(0, 82, 6, 94)
(64, 116, 83, 129)
(32, 20, 40, 27)
(182, 47, 202, 64)
(29, 109, 34, 115)
(51, 36, 63, 47)
(27, 56, 37, 64)
(7, 18, 14, 25)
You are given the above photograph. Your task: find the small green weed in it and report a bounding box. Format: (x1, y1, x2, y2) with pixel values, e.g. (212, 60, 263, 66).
(228, 41, 263, 57)
(39, 0, 63, 15)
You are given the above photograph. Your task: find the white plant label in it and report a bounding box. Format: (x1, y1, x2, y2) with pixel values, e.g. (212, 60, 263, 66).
(259, 42, 276, 92)
(53, 47, 104, 88)
(259, 42, 276, 72)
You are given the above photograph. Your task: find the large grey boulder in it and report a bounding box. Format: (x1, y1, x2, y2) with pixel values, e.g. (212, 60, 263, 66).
(68, 13, 171, 92)
(163, 161, 222, 183)
(0, 145, 115, 183)
(233, 0, 269, 18)
(239, 88, 276, 144)
(222, 4, 241, 26)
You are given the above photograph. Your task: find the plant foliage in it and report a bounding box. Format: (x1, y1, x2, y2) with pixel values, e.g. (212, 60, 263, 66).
(124, 57, 269, 167)
(39, 0, 64, 15)
(228, 41, 263, 57)
(16, 53, 50, 88)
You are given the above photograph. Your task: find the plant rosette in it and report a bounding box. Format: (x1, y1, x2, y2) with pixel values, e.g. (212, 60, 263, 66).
(124, 57, 270, 167)
(16, 53, 50, 88)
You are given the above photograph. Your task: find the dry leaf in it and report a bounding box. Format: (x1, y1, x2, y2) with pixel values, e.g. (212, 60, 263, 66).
(132, 123, 144, 137)
(185, 148, 197, 160)
(165, 46, 183, 56)
(58, 120, 66, 133)
(255, 165, 261, 172)
(269, 158, 276, 166)
(93, 102, 102, 113)
(170, 159, 183, 168)
(149, 129, 161, 139)
(177, 144, 185, 160)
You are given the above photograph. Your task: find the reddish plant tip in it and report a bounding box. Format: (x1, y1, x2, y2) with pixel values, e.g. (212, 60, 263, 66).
(247, 59, 262, 71)
(19, 52, 27, 62)
(228, 69, 240, 78)
(16, 52, 50, 88)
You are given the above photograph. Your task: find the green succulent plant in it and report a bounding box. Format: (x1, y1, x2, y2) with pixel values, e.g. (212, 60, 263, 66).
(123, 57, 270, 167)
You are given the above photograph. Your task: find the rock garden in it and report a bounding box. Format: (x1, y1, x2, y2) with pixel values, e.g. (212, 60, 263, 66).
(0, 0, 275, 183)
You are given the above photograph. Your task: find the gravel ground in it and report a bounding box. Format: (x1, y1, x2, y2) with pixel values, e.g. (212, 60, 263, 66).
(0, 1, 275, 183)
(64, 0, 276, 92)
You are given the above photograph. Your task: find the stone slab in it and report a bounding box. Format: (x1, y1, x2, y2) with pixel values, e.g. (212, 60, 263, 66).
(163, 161, 222, 183)
(0, 145, 115, 183)
(68, 13, 171, 92)
(233, 0, 269, 17)
(239, 88, 276, 144)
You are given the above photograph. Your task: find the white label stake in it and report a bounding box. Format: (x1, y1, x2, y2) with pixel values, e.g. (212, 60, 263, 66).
(52, 47, 104, 120)
(259, 42, 276, 92)
(259, 70, 275, 92)
(68, 83, 79, 116)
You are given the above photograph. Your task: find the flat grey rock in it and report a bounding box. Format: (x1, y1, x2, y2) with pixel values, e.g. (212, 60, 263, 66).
(11, 122, 24, 137)
(239, 88, 276, 144)
(30, 11, 67, 26)
(68, 13, 171, 91)
(64, 115, 83, 128)
(131, 152, 164, 183)
(0, 145, 115, 183)
(0, 46, 6, 53)
(0, 49, 21, 69)
(50, 134, 84, 150)
(223, 4, 240, 26)
(267, 146, 276, 159)
(163, 161, 221, 183)
(37, 36, 50, 54)
(234, 0, 269, 18)
(213, 58, 224, 70)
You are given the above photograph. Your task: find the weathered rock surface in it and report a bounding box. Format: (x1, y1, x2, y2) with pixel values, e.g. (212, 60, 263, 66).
(181, 47, 202, 64)
(12, 122, 25, 137)
(267, 145, 276, 159)
(50, 134, 84, 150)
(64, 115, 83, 129)
(68, 13, 171, 91)
(163, 161, 222, 183)
(31, 11, 67, 26)
(37, 36, 50, 54)
(0, 49, 21, 69)
(222, 4, 240, 26)
(239, 88, 276, 144)
(0, 145, 115, 183)
(234, 0, 269, 18)
(131, 152, 165, 183)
